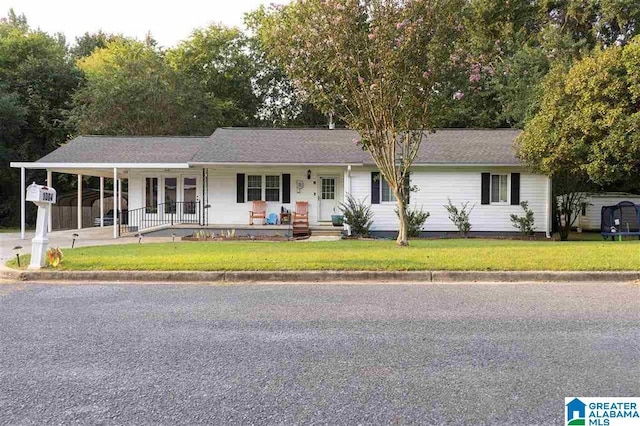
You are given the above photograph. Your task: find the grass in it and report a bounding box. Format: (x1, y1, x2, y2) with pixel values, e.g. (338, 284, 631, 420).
(0, 227, 32, 233)
(6, 238, 640, 271)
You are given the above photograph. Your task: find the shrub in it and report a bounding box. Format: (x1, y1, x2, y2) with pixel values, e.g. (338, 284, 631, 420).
(510, 201, 536, 236)
(396, 206, 430, 238)
(339, 194, 374, 237)
(443, 199, 475, 237)
(46, 247, 63, 267)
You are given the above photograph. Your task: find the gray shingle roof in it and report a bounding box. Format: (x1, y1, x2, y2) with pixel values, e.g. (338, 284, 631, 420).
(36, 136, 209, 164)
(192, 128, 521, 165)
(36, 128, 522, 166)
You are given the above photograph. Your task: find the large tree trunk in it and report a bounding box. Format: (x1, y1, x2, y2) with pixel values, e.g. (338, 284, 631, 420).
(395, 192, 409, 246)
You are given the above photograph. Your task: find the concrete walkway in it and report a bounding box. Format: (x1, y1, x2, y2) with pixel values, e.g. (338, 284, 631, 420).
(0, 227, 173, 265)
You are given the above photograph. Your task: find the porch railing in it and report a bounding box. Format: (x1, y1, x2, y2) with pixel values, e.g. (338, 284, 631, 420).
(119, 201, 201, 234)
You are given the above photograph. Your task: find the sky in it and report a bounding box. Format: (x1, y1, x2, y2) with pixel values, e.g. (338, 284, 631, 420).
(1, 0, 289, 48)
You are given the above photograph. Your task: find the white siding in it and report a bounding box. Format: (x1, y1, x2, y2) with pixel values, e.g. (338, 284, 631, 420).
(349, 166, 550, 233)
(205, 166, 344, 225)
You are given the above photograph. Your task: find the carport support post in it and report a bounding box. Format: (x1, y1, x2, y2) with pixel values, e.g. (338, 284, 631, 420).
(20, 167, 25, 240)
(47, 170, 52, 232)
(113, 167, 118, 239)
(77, 174, 82, 230)
(99, 177, 104, 227)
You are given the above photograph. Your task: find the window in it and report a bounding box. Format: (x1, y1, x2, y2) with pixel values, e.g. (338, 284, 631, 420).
(381, 178, 394, 202)
(491, 174, 508, 203)
(145, 178, 157, 213)
(265, 175, 280, 202)
(247, 175, 262, 201)
(321, 177, 336, 200)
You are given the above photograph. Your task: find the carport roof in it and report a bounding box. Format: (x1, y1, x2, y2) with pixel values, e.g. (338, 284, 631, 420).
(36, 135, 209, 164)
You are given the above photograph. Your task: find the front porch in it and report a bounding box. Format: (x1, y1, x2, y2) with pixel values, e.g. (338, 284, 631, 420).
(11, 161, 352, 240)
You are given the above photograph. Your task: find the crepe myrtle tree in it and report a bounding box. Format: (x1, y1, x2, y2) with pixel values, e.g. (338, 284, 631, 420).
(258, 0, 465, 246)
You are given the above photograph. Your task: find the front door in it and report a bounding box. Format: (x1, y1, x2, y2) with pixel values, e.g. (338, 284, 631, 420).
(163, 177, 178, 219)
(181, 176, 199, 222)
(318, 176, 338, 221)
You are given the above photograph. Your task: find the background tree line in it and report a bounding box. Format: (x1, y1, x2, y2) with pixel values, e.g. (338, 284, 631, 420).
(1, 1, 639, 229)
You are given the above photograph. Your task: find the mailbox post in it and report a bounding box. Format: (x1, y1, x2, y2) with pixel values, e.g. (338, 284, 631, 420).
(26, 183, 57, 269)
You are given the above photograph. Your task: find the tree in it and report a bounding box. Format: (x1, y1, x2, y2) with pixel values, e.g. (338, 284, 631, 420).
(258, 0, 463, 245)
(69, 38, 181, 135)
(518, 38, 640, 184)
(0, 11, 81, 226)
(166, 25, 260, 134)
(245, 7, 327, 127)
(70, 31, 122, 59)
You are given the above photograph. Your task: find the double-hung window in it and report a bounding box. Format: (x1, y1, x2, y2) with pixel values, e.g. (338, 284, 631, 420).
(265, 175, 280, 202)
(491, 174, 508, 203)
(381, 178, 394, 202)
(247, 175, 262, 201)
(247, 175, 281, 202)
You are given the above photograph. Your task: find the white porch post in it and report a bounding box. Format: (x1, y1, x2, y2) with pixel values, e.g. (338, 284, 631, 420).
(118, 178, 122, 222)
(20, 167, 25, 240)
(46, 170, 53, 232)
(113, 168, 118, 239)
(99, 176, 104, 227)
(77, 174, 83, 230)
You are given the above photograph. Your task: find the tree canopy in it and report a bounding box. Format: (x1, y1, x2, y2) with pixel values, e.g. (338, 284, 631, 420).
(517, 36, 640, 185)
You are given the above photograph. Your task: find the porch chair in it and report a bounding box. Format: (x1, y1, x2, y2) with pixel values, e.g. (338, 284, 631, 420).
(292, 201, 310, 236)
(294, 201, 309, 221)
(266, 213, 278, 225)
(249, 200, 266, 225)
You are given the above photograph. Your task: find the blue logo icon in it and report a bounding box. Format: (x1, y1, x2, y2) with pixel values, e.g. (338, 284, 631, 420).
(567, 398, 586, 426)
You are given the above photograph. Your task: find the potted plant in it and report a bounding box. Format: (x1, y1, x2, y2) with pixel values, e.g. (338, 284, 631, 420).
(331, 214, 344, 227)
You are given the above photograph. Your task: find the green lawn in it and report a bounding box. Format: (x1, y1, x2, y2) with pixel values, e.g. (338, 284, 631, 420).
(6, 238, 640, 271)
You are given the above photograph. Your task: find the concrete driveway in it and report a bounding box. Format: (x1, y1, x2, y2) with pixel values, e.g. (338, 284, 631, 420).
(0, 282, 638, 424)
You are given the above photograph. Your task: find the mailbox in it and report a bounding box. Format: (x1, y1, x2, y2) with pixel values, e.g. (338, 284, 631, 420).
(26, 183, 56, 204)
(26, 182, 57, 269)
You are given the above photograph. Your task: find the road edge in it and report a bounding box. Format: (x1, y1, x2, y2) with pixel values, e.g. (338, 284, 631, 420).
(1, 269, 639, 283)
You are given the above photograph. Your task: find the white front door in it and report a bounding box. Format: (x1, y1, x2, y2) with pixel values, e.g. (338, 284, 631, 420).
(181, 176, 199, 222)
(318, 176, 338, 221)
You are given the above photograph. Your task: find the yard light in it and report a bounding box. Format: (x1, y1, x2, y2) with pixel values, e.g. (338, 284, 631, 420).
(72, 233, 79, 249)
(172, 232, 176, 243)
(13, 246, 22, 268)
(136, 232, 143, 244)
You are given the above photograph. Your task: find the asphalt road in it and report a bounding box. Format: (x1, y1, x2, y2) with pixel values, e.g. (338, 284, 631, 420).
(0, 282, 638, 425)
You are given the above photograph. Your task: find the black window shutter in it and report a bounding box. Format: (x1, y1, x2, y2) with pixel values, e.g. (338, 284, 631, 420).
(282, 173, 291, 203)
(371, 172, 380, 204)
(511, 173, 520, 205)
(481, 173, 490, 205)
(236, 173, 245, 203)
